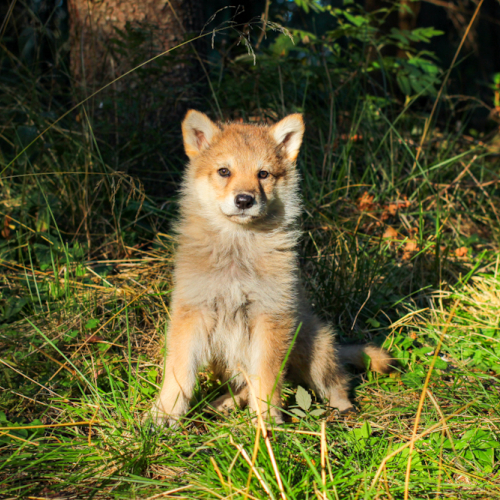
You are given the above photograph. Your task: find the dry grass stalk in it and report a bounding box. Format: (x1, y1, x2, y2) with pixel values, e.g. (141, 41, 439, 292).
(143, 485, 193, 500)
(241, 369, 287, 500)
(229, 436, 273, 498)
(320, 420, 327, 500)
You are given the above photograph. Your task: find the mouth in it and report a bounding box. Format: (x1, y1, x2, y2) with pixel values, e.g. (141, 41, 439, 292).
(229, 212, 257, 220)
(220, 208, 261, 222)
(219, 204, 267, 222)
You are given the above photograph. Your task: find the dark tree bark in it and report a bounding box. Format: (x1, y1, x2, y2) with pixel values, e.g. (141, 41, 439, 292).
(67, 0, 202, 92)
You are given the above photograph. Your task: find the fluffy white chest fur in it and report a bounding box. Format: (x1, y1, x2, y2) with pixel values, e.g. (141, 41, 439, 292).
(173, 227, 298, 382)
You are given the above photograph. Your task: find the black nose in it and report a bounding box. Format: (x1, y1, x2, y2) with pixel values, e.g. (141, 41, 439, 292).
(234, 194, 254, 210)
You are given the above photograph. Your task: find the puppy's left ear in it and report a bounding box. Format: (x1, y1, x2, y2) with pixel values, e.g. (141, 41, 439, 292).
(270, 114, 305, 162)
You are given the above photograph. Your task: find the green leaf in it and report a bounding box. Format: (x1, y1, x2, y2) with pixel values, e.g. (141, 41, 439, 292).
(366, 318, 380, 328)
(64, 330, 79, 341)
(397, 74, 412, 96)
(84, 318, 100, 330)
(343, 11, 368, 27)
(433, 358, 448, 370)
(75, 264, 86, 277)
(296, 385, 312, 411)
(401, 372, 423, 388)
(362, 352, 371, 370)
(352, 421, 371, 440)
(309, 408, 326, 417)
(147, 369, 158, 382)
(271, 34, 295, 57)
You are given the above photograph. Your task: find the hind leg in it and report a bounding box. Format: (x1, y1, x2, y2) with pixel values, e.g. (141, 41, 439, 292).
(210, 386, 249, 413)
(287, 317, 354, 412)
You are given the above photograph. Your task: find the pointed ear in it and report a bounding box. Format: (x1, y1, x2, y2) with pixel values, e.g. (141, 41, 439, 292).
(182, 110, 220, 159)
(269, 114, 305, 162)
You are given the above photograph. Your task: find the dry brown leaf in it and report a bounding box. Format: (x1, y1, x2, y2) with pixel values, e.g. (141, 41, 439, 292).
(404, 239, 418, 252)
(1, 215, 12, 240)
(383, 226, 399, 239)
(358, 192, 375, 211)
(455, 247, 468, 257)
(401, 239, 419, 260)
(382, 197, 410, 217)
(386, 204, 399, 217)
(85, 334, 104, 343)
(340, 133, 364, 141)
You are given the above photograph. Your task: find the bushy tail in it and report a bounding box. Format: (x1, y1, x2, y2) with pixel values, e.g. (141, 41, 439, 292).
(338, 344, 397, 374)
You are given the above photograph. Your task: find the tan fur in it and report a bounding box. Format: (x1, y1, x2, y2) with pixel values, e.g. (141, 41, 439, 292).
(150, 110, 395, 426)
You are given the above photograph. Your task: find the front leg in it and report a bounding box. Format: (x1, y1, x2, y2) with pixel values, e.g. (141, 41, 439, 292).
(150, 305, 208, 426)
(247, 313, 294, 424)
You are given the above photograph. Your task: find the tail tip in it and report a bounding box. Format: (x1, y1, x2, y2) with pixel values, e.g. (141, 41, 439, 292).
(364, 345, 398, 374)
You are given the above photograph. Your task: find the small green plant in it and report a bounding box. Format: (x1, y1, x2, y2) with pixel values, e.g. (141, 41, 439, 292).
(492, 72, 500, 109)
(271, 0, 443, 99)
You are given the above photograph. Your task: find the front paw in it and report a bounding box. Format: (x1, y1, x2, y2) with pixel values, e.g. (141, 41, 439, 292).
(143, 401, 180, 428)
(250, 406, 284, 426)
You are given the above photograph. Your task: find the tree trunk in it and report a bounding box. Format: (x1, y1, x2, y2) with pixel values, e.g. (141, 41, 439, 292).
(67, 0, 201, 93)
(66, 0, 204, 194)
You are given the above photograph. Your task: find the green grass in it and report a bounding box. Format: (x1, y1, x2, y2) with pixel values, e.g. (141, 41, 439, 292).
(1, 271, 500, 499)
(2, 21, 500, 499)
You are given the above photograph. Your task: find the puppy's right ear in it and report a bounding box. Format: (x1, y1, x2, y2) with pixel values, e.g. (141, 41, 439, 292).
(182, 110, 219, 159)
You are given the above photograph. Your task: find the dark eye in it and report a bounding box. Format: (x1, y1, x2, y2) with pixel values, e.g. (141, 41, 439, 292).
(218, 168, 230, 177)
(258, 170, 269, 179)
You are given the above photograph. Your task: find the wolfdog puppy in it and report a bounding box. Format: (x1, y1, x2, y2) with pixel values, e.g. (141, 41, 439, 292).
(150, 110, 394, 425)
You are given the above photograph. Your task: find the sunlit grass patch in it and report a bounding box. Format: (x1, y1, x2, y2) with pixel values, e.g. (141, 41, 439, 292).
(1, 232, 500, 498)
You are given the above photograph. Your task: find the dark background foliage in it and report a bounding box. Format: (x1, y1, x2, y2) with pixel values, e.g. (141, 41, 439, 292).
(2, 0, 500, 194)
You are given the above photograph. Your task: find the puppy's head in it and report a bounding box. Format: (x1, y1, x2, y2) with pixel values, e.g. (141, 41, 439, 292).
(181, 110, 304, 227)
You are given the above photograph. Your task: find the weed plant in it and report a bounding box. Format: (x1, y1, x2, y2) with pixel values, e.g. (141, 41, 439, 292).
(1, 2, 500, 498)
